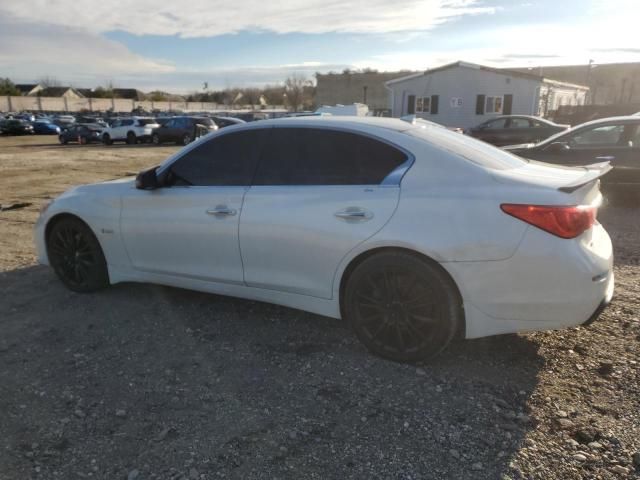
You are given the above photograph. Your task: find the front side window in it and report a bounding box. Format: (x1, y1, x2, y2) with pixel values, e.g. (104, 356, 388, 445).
(485, 118, 508, 129)
(485, 96, 503, 114)
(568, 124, 625, 147)
(122, 119, 134, 126)
(509, 118, 531, 128)
(168, 129, 267, 186)
(253, 128, 408, 186)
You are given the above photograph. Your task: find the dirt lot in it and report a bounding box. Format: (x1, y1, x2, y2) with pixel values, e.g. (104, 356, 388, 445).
(0, 135, 638, 480)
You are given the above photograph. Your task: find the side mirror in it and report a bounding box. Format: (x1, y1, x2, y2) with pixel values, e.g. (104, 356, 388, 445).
(546, 141, 570, 153)
(135, 166, 160, 190)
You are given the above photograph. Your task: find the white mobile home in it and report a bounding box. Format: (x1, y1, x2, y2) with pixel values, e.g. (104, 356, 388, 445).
(386, 61, 588, 128)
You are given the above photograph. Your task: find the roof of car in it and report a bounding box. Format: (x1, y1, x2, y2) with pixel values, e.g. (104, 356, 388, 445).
(264, 115, 415, 132)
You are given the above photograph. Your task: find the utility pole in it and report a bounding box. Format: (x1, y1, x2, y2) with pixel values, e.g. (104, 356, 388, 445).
(585, 59, 594, 104)
(363, 85, 368, 105)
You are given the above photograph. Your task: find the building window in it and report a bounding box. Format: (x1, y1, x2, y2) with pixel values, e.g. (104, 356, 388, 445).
(416, 96, 431, 113)
(485, 96, 503, 114)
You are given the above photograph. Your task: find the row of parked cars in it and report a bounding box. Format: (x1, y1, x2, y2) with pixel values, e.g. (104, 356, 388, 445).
(0, 112, 248, 146)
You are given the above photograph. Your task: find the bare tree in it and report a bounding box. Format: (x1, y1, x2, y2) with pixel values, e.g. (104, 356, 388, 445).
(284, 74, 312, 112)
(38, 76, 61, 88)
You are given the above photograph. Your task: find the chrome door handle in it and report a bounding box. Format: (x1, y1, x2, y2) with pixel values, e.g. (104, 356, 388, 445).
(206, 207, 237, 216)
(596, 156, 615, 161)
(334, 208, 373, 221)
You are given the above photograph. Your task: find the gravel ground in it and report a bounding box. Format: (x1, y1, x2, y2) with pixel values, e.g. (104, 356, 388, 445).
(0, 135, 638, 479)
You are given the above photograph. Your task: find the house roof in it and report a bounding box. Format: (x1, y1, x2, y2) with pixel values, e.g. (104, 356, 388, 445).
(14, 83, 40, 94)
(33, 87, 85, 97)
(385, 61, 588, 89)
(112, 88, 145, 99)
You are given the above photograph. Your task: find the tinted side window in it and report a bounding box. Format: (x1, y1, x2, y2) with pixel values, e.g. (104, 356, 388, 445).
(169, 129, 266, 186)
(253, 128, 407, 186)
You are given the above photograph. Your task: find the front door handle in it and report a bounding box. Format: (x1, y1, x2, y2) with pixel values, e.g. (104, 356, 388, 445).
(206, 206, 237, 216)
(334, 208, 373, 221)
(596, 156, 615, 161)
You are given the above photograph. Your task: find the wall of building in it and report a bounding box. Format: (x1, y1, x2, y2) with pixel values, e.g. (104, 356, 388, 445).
(511, 63, 640, 105)
(316, 71, 411, 112)
(388, 65, 543, 128)
(0, 96, 283, 113)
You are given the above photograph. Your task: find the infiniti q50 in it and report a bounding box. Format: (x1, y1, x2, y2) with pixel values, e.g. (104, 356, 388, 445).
(35, 117, 614, 362)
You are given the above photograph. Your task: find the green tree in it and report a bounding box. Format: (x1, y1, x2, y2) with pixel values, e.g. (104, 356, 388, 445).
(0, 78, 20, 96)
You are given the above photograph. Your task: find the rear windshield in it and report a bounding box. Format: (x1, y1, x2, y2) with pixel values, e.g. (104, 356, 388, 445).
(407, 125, 528, 170)
(193, 117, 214, 126)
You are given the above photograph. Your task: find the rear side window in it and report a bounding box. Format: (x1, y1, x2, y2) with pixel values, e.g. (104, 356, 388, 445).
(253, 128, 407, 185)
(169, 129, 267, 186)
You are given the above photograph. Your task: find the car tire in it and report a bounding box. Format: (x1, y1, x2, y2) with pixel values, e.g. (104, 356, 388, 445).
(182, 133, 192, 145)
(102, 134, 113, 145)
(79, 136, 87, 145)
(126, 132, 137, 145)
(46, 217, 109, 293)
(343, 251, 462, 363)
(59, 136, 68, 145)
(152, 133, 161, 145)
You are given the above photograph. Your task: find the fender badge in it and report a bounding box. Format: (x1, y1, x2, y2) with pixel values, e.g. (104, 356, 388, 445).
(101, 228, 114, 234)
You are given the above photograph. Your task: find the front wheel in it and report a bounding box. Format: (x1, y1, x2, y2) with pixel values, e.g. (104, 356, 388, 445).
(152, 133, 161, 145)
(182, 133, 192, 145)
(343, 251, 462, 363)
(102, 134, 113, 145)
(126, 132, 137, 144)
(47, 217, 109, 293)
(59, 136, 68, 145)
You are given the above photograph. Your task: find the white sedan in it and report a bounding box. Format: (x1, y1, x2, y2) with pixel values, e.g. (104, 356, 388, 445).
(34, 116, 614, 362)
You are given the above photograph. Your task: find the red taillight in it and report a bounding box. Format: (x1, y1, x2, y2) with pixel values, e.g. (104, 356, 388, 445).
(500, 204, 597, 239)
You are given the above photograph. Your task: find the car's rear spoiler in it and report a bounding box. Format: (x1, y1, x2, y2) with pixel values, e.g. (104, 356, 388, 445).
(558, 161, 613, 193)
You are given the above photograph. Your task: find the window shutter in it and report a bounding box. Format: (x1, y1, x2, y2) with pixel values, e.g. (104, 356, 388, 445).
(430, 95, 439, 114)
(407, 95, 416, 114)
(504, 94, 513, 115)
(476, 95, 485, 115)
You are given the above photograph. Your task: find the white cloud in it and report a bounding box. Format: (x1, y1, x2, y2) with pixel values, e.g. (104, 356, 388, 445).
(0, 17, 174, 84)
(0, 0, 495, 37)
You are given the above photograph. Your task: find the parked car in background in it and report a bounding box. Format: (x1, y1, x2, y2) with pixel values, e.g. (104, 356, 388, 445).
(211, 116, 246, 128)
(151, 116, 218, 145)
(58, 123, 104, 145)
(32, 120, 61, 135)
(0, 119, 35, 135)
(504, 116, 640, 193)
(52, 115, 76, 129)
(465, 115, 569, 146)
(36, 117, 613, 363)
(102, 117, 160, 145)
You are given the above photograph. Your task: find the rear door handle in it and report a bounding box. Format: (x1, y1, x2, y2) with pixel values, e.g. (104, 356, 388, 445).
(334, 208, 373, 221)
(206, 206, 237, 216)
(596, 156, 615, 161)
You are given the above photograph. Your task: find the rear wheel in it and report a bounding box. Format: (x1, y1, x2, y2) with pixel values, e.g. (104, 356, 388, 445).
(59, 135, 68, 145)
(181, 133, 192, 145)
(102, 133, 112, 145)
(79, 136, 88, 145)
(152, 133, 161, 145)
(46, 217, 109, 293)
(126, 132, 137, 144)
(344, 251, 462, 363)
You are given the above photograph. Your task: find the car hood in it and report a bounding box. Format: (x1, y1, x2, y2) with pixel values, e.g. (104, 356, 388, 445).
(57, 177, 135, 199)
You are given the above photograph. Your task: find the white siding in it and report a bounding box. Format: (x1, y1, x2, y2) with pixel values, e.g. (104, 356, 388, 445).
(388, 65, 543, 128)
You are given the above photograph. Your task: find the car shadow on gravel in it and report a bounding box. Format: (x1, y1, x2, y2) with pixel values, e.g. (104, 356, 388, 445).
(1, 265, 543, 479)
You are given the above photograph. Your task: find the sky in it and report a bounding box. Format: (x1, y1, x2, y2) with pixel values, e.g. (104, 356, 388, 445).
(0, 0, 639, 93)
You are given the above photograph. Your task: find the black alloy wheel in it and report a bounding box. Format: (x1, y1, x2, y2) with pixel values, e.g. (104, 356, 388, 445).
(47, 217, 109, 292)
(344, 251, 462, 363)
(182, 133, 192, 145)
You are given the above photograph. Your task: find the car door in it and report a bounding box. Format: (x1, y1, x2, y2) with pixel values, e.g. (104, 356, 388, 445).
(475, 118, 508, 145)
(239, 126, 406, 299)
(504, 117, 533, 145)
(531, 122, 639, 187)
(120, 128, 267, 283)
